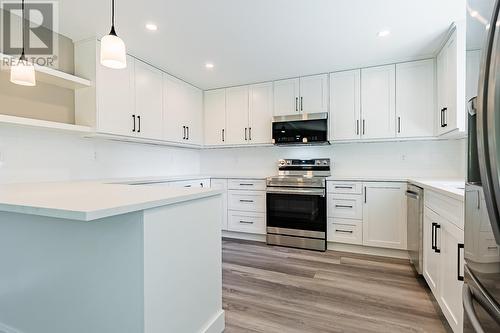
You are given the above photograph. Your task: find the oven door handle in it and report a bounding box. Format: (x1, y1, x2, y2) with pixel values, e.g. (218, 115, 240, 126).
(266, 187, 325, 197)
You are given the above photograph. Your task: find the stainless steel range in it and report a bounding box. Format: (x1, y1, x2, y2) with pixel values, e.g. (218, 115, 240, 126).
(266, 159, 330, 251)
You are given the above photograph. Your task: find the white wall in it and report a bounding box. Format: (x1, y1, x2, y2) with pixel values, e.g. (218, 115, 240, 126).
(0, 126, 201, 184)
(0, 126, 466, 184)
(200, 139, 466, 179)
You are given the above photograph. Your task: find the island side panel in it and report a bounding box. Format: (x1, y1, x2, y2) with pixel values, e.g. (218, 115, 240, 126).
(0, 211, 145, 333)
(143, 194, 225, 333)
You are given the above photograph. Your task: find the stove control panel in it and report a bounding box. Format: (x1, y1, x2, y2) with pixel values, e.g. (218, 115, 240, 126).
(278, 159, 330, 170)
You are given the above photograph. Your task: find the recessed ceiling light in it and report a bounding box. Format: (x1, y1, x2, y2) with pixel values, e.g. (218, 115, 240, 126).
(145, 23, 158, 31)
(205, 62, 214, 69)
(377, 30, 391, 37)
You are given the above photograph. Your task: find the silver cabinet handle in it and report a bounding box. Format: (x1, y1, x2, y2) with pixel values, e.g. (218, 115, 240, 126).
(335, 186, 353, 189)
(239, 220, 254, 224)
(356, 120, 359, 135)
(137, 115, 141, 133)
(364, 186, 367, 203)
(183, 126, 186, 140)
(335, 229, 353, 234)
(362, 119, 365, 135)
(239, 199, 254, 203)
(222, 129, 225, 142)
(239, 183, 254, 186)
(295, 97, 298, 112)
(398, 116, 401, 133)
(245, 127, 248, 141)
(300, 96, 303, 111)
(335, 204, 353, 209)
(186, 126, 189, 140)
(132, 115, 136, 132)
(249, 127, 252, 141)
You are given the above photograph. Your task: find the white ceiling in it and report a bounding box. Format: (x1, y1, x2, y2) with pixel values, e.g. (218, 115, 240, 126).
(57, 0, 465, 90)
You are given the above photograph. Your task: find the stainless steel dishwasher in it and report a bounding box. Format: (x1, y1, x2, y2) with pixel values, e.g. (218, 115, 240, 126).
(406, 184, 424, 275)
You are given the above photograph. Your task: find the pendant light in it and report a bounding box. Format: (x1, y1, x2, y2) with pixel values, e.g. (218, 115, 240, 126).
(10, 0, 36, 86)
(100, 0, 127, 69)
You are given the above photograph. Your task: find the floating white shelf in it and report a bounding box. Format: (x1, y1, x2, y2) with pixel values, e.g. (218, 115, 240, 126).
(0, 53, 91, 90)
(0, 114, 92, 134)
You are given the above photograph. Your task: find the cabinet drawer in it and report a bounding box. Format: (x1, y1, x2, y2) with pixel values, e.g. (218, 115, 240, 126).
(425, 190, 464, 230)
(228, 179, 266, 191)
(210, 178, 228, 190)
(328, 194, 363, 219)
(169, 179, 210, 188)
(228, 211, 266, 234)
(328, 218, 363, 245)
(228, 190, 266, 212)
(328, 181, 363, 194)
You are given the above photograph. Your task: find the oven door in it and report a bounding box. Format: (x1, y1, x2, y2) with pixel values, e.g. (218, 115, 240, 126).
(266, 187, 326, 235)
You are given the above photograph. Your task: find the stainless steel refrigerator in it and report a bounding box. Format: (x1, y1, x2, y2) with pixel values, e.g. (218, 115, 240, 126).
(464, 0, 500, 331)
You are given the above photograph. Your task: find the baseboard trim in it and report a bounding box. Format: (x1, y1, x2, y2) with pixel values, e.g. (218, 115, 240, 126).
(328, 242, 409, 259)
(222, 230, 266, 242)
(200, 310, 225, 333)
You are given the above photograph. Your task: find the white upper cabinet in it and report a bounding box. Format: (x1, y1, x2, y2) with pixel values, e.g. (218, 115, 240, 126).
(75, 40, 136, 137)
(362, 182, 407, 250)
(273, 78, 300, 116)
(163, 74, 186, 143)
(134, 60, 164, 140)
(360, 65, 396, 139)
(436, 25, 466, 136)
(96, 54, 136, 137)
(330, 69, 361, 141)
(299, 74, 328, 114)
(396, 60, 435, 138)
(273, 75, 327, 116)
(225, 86, 250, 145)
(185, 84, 203, 145)
(204, 89, 226, 145)
(248, 82, 273, 144)
(163, 74, 203, 145)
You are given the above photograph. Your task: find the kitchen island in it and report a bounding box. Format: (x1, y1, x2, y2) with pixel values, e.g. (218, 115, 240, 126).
(0, 182, 224, 333)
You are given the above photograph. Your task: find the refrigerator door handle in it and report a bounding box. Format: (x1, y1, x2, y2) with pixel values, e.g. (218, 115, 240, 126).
(477, 0, 500, 245)
(463, 284, 486, 333)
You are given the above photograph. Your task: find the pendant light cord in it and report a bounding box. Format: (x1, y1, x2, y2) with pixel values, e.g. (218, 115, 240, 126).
(109, 0, 117, 36)
(21, 0, 26, 59)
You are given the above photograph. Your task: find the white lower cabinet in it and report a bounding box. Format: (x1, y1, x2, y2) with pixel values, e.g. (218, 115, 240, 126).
(328, 194, 363, 220)
(211, 179, 228, 231)
(327, 181, 364, 245)
(423, 191, 465, 333)
(327, 181, 407, 250)
(362, 182, 407, 250)
(228, 211, 266, 234)
(423, 207, 441, 294)
(223, 179, 266, 235)
(228, 190, 266, 213)
(327, 218, 363, 245)
(439, 218, 464, 333)
(168, 179, 210, 188)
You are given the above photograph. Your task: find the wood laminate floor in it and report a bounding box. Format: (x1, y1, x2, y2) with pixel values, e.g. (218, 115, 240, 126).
(222, 239, 450, 333)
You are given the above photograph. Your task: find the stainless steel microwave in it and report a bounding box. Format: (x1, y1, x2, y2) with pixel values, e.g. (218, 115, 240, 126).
(272, 112, 329, 145)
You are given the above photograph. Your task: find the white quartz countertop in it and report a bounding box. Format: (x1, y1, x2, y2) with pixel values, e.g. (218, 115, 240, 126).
(408, 179, 465, 201)
(0, 182, 221, 221)
(326, 176, 465, 201)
